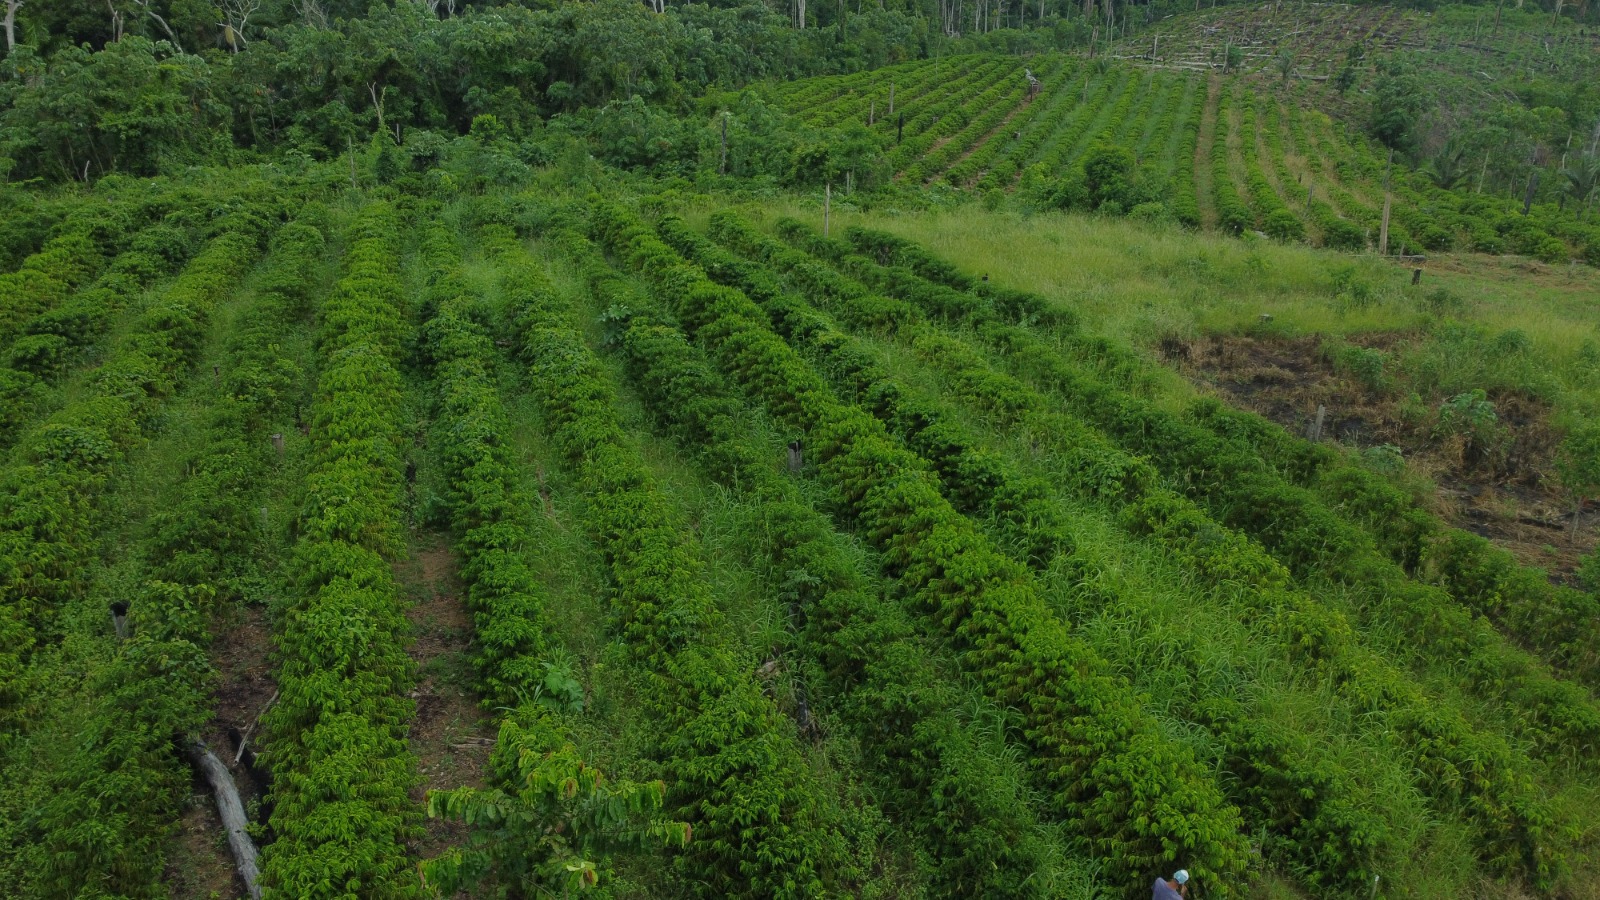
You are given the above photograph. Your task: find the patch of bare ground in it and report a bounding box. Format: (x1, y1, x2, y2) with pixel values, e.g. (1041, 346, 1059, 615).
(170, 601, 278, 900)
(1164, 333, 1595, 582)
(1193, 76, 1222, 230)
(399, 536, 495, 866)
(166, 793, 242, 900)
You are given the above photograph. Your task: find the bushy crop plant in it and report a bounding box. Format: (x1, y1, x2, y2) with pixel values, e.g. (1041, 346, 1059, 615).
(592, 200, 1254, 894)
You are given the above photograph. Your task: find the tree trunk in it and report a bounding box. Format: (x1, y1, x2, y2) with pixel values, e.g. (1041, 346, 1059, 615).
(184, 739, 263, 900)
(3, 0, 19, 53)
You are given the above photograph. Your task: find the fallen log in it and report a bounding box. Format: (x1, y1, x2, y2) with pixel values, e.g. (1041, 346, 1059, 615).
(184, 738, 263, 900)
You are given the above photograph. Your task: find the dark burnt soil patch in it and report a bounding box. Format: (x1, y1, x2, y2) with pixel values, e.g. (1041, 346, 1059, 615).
(1165, 332, 1594, 582)
(398, 536, 495, 863)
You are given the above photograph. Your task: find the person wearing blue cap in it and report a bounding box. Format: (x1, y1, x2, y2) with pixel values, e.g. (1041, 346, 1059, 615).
(1152, 869, 1190, 900)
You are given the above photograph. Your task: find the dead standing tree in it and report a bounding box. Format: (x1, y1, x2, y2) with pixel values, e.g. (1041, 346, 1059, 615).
(219, 0, 260, 52)
(3, 0, 21, 53)
(133, 0, 183, 50)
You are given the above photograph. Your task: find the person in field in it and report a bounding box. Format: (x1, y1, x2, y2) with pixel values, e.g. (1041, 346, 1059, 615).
(1152, 869, 1190, 900)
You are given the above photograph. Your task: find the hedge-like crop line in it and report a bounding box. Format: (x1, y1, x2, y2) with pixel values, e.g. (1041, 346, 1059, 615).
(834, 226, 1600, 764)
(0, 221, 200, 449)
(555, 224, 1082, 896)
(591, 199, 1253, 896)
(257, 202, 422, 898)
(0, 204, 281, 896)
(416, 221, 548, 711)
(809, 57, 964, 130)
(774, 219, 1575, 887)
(1281, 107, 1369, 252)
(0, 207, 270, 739)
(1028, 68, 1135, 180)
(1132, 74, 1183, 158)
(944, 57, 1074, 188)
(849, 220, 1600, 678)
(1238, 93, 1304, 242)
(1185, 396, 1600, 694)
(906, 77, 1026, 184)
(492, 231, 852, 899)
(669, 217, 1071, 568)
(1210, 81, 1254, 235)
(975, 64, 1102, 192)
(1165, 77, 1206, 227)
(747, 214, 1559, 884)
(880, 59, 1011, 161)
(891, 61, 1021, 176)
(0, 231, 107, 356)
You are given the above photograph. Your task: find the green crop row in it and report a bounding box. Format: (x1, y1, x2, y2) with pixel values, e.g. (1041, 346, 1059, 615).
(1107, 70, 1161, 149)
(1184, 400, 1600, 693)
(0, 231, 106, 357)
(879, 60, 1010, 160)
(975, 67, 1106, 192)
(1239, 93, 1304, 241)
(564, 219, 1085, 896)
(418, 223, 548, 711)
(795, 222, 1575, 885)
(765, 217, 1568, 883)
(1210, 82, 1254, 235)
(1267, 98, 1369, 248)
(257, 202, 421, 898)
(592, 200, 1254, 894)
(810, 57, 964, 130)
(1165, 78, 1206, 227)
(793, 57, 939, 123)
(1132, 74, 1183, 158)
(495, 228, 853, 898)
(1027, 68, 1134, 180)
(890, 61, 1020, 174)
(0, 205, 274, 894)
(667, 217, 1072, 569)
(839, 224, 1600, 763)
(0, 209, 268, 730)
(943, 57, 1075, 188)
(900, 74, 1027, 184)
(0, 221, 200, 450)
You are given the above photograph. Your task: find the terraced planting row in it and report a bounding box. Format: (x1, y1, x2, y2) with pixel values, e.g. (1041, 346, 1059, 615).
(3, 178, 1595, 898)
(776, 57, 1600, 264)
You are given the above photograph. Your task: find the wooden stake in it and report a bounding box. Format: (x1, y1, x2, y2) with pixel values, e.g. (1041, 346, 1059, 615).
(888, 82, 895, 115)
(1307, 405, 1327, 442)
(869, 98, 875, 126)
(824, 183, 831, 237)
(270, 433, 284, 455)
(719, 113, 729, 175)
(1412, 268, 1422, 285)
(788, 439, 804, 473)
(1378, 148, 1394, 256)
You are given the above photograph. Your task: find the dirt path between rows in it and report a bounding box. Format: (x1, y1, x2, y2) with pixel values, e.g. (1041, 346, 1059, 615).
(401, 537, 496, 864)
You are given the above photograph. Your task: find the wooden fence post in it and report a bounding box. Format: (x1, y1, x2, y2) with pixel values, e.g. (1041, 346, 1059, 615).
(1307, 405, 1328, 442)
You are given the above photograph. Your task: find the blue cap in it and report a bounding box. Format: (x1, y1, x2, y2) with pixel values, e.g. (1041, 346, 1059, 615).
(1174, 871, 1190, 885)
